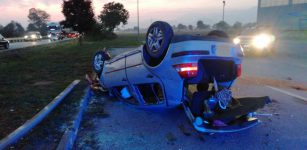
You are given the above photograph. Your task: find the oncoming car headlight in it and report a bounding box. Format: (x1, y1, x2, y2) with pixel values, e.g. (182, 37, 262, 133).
(31, 34, 36, 39)
(233, 38, 241, 45)
(24, 35, 28, 39)
(252, 33, 275, 49)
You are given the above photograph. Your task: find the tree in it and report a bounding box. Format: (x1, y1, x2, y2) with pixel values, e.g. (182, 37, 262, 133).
(196, 20, 210, 30)
(213, 21, 230, 31)
(243, 22, 257, 29)
(99, 2, 129, 32)
(232, 21, 243, 34)
(188, 25, 194, 31)
(27, 8, 50, 35)
(1, 21, 25, 37)
(177, 23, 187, 31)
(62, 0, 96, 33)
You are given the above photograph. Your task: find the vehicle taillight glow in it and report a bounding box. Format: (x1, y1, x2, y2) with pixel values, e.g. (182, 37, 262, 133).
(173, 63, 198, 78)
(237, 64, 242, 77)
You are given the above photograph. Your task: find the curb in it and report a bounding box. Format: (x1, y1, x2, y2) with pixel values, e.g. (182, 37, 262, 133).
(56, 88, 93, 150)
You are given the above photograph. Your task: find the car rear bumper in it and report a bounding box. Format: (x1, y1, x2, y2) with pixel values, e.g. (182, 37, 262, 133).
(183, 96, 271, 133)
(193, 117, 260, 133)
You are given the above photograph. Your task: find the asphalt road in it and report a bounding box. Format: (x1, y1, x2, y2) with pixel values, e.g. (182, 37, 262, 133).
(74, 40, 307, 150)
(0, 39, 72, 53)
(75, 83, 307, 150)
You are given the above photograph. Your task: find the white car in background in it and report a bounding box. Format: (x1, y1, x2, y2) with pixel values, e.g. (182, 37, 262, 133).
(24, 32, 42, 41)
(0, 34, 10, 49)
(233, 27, 276, 55)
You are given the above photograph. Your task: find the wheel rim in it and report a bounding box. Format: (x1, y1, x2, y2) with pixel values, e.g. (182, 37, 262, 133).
(147, 27, 164, 53)
(94, 54, 104, 71)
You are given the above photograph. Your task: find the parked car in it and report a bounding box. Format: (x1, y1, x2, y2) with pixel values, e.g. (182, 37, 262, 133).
(67, 31, 79, 38)
(24, 32, 43, 41)
(91, 21, 271, 133)
(0, 34, 10, 49)
(233, 27, 276, 55)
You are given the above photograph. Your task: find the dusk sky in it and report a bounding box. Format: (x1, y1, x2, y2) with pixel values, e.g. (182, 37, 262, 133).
(0, 0, 258, 29)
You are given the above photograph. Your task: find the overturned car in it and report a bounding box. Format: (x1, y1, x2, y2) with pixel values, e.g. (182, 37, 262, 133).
(91, 21, 271, 133)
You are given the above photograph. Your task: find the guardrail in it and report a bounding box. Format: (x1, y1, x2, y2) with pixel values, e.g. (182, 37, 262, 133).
(0, 80, 80, 149)
(57, 88, 92, 150)
(7, 36, 49, 43)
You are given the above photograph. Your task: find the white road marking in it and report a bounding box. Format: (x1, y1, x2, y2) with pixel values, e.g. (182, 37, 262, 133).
(266, 86, 307, 102)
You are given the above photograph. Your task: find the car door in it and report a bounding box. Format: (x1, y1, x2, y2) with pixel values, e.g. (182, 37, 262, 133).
(102, 54, 128, 87)
(125, 50, 160, 84)
(125, 50, 166, 106)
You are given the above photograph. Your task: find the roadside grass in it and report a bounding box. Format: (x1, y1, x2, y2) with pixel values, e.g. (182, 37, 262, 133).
(0, 34, 142, 139)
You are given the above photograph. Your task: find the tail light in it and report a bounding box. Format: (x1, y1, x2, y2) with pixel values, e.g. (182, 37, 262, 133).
(237, 64, 242, 77)
(173, 63, 198, 78)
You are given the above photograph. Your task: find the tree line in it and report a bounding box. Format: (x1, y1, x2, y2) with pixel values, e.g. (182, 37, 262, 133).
(0, 0, 257, 38)
(173, 20, 257, 34)
(0, 1, 129, 38)
(0, 8, 50, 38)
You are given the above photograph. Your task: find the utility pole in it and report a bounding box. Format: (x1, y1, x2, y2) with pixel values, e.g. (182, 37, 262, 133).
(137, 0, 140, 41)
(222, 0, 226, 22)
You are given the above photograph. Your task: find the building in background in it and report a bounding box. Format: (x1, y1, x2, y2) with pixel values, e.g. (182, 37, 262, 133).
(257, 0, 307, 30)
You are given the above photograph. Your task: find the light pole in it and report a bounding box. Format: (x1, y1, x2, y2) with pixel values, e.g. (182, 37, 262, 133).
(222, 0, 226, 22)
(137, 0, 140, 41)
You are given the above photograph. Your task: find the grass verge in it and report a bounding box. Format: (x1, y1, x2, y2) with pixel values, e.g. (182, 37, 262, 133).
(0, 34, 142, 139)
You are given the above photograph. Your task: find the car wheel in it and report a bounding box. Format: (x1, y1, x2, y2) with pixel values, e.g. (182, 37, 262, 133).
(145, 21, 174, 59)
(4, 43, 9, 49)
(92, 51, 107, 76)
(207, 30, 229, 39)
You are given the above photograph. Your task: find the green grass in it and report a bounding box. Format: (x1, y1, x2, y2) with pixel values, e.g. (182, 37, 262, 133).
(0, 34, 142, 138)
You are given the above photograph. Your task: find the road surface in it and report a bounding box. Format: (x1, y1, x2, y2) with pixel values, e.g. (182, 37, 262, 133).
(74, 40, 307, 150)
(0, 39, 72, 53)
(75, 82, 307, 150)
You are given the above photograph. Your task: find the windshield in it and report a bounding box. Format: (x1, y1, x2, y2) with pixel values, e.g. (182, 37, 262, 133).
(48, 25, 60, 31)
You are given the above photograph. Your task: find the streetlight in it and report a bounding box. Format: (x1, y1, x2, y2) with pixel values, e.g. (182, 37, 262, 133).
(222, 0, 226, 22)
(137, 0, 140, 41)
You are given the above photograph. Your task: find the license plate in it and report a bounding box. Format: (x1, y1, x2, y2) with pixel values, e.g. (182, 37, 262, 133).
(217, 44, 232, 57)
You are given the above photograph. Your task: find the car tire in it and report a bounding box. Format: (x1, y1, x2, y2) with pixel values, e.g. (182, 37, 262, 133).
(145, 21, 174, 59)
(207, 30, 229, 39)
(4, 43, 9, 49)
(92, 51, 110, 76)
